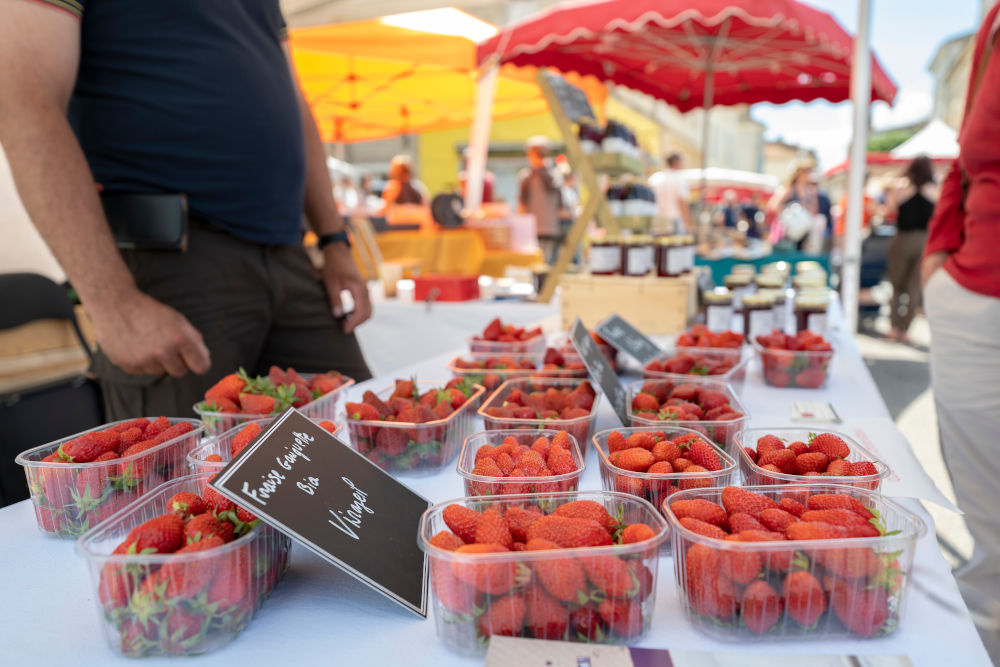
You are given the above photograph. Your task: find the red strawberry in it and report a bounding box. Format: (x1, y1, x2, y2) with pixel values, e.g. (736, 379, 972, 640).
(117, 439, 161, 480)
(826, 459, 853, 476)
(526, 515, 613, 548)
(625, 431, 657, 451)
(443, 504, 481, 544)
(362, 390, 392, 417)
(474, 509, 513, 549)
(230, 422, 263, 457)
(849, 461, 879, 477)
(680, 517, 729, 539)
(477, 594, 526, 637)
(785, 522, 853, 541)
(795, 367, 826, 388)
(800, 509, 880, 536)
(202, 486, 236, 515)
(678, 438, 722, 471)
(453, 543, 521, 595)
(779, 496, 807, 517)
(60, 430, 119, 463)
(527, 538, 588, 603)
(729, 529, 794, 571)
(755, 434, 785, 457)
(111, 417, 151, 434)
(583, 555, 639, 598)
(741, 580, 783, 635)
(607, 430, 629, 453)
(795, 452, 830, 474)
(546, 446, 576, 475)
(783, 570, 827, 627)
(346, 402, 379, 420)
(806, 493, 874, 519)
(311, 375, 344, 396)
(268, 365, 288, 386)
(504, 507, 542, 543)
(728, 512, 766, 533)
(74, 451, 117, 503)
(207, 397, 239, 413)
(609, 447, 655, 472)
(808, 433, 851, 459)
(818, 546, 882, 578)
(524, 586, 569, 639)
(116, 427, 145, 454)
(184, 513, 234, 543)
(123, 513, 184, 554)
(238, 393, 277, 415)
(168, 492, 207, 519)
(158, 535, 226, 597)
(759, 448, 797, 474)
(721, 486, 778, 517)
(570, 606, 608, 641)
(143, 416, 171, 438)
(553, 500, 616, 534)
(759, 508, 799, 533)
(205, 373, 246, 404)
(743, 447, 759, 464)
(152, 421, 193, 444)
(652, 438, 682, 463)
(620, 523, 657, 544)
(430, 560, 479, 614)
(374, 427, 409, 456)
(631, 392, 660, 413)
(670, 498, 728, 529)
(598, 598, 644, 638)
(788, 440, 809, 456)
(685, 544, 728, 618)
(235, 506, 258, 525)
(831, 583, 889, 636)
(719, 535, 762, 583)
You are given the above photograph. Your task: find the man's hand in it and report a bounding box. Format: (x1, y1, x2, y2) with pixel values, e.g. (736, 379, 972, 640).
(921, 251, 949, 288)
(89, 288, 211, 377)
(321, 244, 372, 334)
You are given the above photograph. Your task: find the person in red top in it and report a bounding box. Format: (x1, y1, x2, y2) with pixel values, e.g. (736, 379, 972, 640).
(922, 4, 1000, 660)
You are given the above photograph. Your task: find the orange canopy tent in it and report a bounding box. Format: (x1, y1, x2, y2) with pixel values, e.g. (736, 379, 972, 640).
(289, 10, 606, 144)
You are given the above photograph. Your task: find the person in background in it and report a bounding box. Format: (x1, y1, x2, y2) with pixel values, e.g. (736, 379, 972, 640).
(558, 164, 580, 229)
(518, 136, 563, 264)
(766, 161, 829, 250)
(379, 154, 428, 215)
(458, 147, 495, 204)
(648, 152, 692, 234)
(921, 5, 1000, 660)
(884, 156, 938, 343)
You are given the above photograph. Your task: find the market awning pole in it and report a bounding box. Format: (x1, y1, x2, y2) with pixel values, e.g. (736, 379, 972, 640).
(464, 62, 499, 209)
(699, 63, 713, 234)
(842, 0, 873, 334)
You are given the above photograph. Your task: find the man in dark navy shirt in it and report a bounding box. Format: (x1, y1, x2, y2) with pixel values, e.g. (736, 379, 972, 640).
(0, 0, 372, 418)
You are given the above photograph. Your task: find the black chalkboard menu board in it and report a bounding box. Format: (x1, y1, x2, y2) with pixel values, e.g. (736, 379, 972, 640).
(543, 70, 596, 123)
(596, 314, 663, 365)
(570, 318, 627, 425)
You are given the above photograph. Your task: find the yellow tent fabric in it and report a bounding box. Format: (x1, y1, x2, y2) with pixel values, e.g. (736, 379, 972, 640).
(290, 20, 605, 144)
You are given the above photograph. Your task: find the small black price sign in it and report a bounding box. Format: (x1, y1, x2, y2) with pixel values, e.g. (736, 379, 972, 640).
(570, 318, 628, 425)
(596, 314, 663, 365)
(210, 409, 430, 617)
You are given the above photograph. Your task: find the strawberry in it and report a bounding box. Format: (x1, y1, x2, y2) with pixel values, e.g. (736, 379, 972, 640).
(685, 544, 725, 618)
(474, 509, 513, 548)
(477, 594, 526, 637)
(647, 460, 674, 475)
(73, 450, 117, 504)
(475, 444, 496, 461)
(583, 555, 638, 598)
(826, 459, 853, 476)
(111, 417, 151, 434)
(144, 416, 171, 438)
(553, 500, 617, 534)
(116, 427, 145, 454)
(60, 430, 119, 463)
(652, 438, 682, 463)
(185, 513, 234, 543)
(443, 504, 481, 544)
(311, 375, 344, 396)
(123, 514, 184, 554)
(430, 560, 479, 614)
(670, 498, 728, 529)
(168, 492, 207, 519)
(453, 543, 521, 594)
(728, 512, 766, 533)
(795, 452, 830, 474)
(755, 434, 785, 457)
(677, 438, 722, 471)
(759, 448, 796, 474)
(721, 486, 778, 517)
(570, 606, 608, 641)
(831, 583, 889, 636)
(783, 570, 827, 627)
(620, 523, 657, 544)
(238, 393, 277, 415)
(741, 580, 783, 634)
(598, 598, 644, 638)
(362, 390, 392, 417)
(743, 447, 759, 464)
(527, 538, 588, 603)
(153, 421, 193, 444)
(729, 529, 794, 571)
(800, 509, 880, 536)
(779, 496, 807, 517)
(609, 447, 655, 472)
(719, 535, 762, 583)
(205, 373, 246, 404)
(806, 493, 874, 519)
(230, 422, 263, 458)
(524, 586, 569, 639)
(202, 486, 236, 515)
(481, 317, 503, 340)
(546, 446, 576, 475)
(504, 507, 541, 543)
(526, 515, 613, 548)
(785, 522, 853, 541)
(680, 517, 729, 539)
(819, 545, 881, 578)
(849, 461, 879, 477)
(158, 608, 206, 655)
(795, 367, 826, 388)
(625, 431, 657, 451)
(374, 428, 408, 456)
(117, 439, 161, 480)
(759, 508, 799, 533)
(158, 535, 225, 598)
(808, 433, 851, 459)
(268, 365, 289, 386)
(346, 402, 379, 420)
(788, 440, 809, 456)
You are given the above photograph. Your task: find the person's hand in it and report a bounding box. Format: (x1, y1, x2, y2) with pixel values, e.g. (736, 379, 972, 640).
(322, 243, 372, 334)
(88, 288, 211, 377)
(921, 251, 949, 288)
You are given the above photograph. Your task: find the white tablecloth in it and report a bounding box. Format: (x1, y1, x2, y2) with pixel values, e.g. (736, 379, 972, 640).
(0, 300, 990, 665)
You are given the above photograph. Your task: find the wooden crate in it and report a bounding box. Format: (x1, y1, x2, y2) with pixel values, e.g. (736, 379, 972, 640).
(559, 273, 690, 334)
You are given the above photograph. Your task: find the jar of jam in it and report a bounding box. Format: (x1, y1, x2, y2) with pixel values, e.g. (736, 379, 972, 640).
(636, 235, 655, 275)
(682, 234, 697, 272)
(723, 273, 754, 312)
(656, 237, 683, 277)
(731, 263, 757, 276)
(792, 273, 827, 291)
(754, 273, 783, 291)
(795, 294, 831, 335)
(742, 293, 775, 339)
(703, 287, 733, 332)
(795, 260, 824, 276)
(761, 261, 791, 277)
(757, 288, 788, 333)
(622, 238, 649, 276)
(589, 236, 622, 275)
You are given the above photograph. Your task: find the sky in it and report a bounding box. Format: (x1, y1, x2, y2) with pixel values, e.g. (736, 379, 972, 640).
(750, 0, 983, 170)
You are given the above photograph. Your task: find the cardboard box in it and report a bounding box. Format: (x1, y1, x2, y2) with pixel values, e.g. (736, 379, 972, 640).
(413, 275, 480, 302)
(559, 273, 689, 334)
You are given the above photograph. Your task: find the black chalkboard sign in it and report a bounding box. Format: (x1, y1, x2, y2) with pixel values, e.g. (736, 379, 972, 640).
(543, 70, 596, 124)
(596, 314, 663, 365)
(570, 318, 627, 425)
(210, 409, 430, 617)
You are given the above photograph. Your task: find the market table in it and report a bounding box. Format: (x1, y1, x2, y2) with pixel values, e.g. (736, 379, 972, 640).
(0, 300, 990, 665)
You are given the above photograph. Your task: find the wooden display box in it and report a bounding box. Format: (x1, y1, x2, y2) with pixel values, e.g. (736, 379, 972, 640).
(559, 273, 690, 334)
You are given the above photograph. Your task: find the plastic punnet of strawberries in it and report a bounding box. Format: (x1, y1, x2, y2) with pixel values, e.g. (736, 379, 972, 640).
(628, 380, 745, 449)
(539, 347, 587, 376)
(19, 417, 199, 537)
(667, 485, 918, 639)
(91, 487, 287, 657)
(596, 428, 734, 508)
(644, 350, 738, 377)
(480, 379, 599, 450)
(676, 324, 744, 348)
(345, 377, 483, 472)
(470, 318, 545, 354)
(190, 419, 339, 473)
(741, 431, 885, 490)
(755, 330, 834, 389)
(460, 430, 583, 496)
(449, 355, 539, 394)
(196, 366, 350, 422)
(423, 497, 664, 653)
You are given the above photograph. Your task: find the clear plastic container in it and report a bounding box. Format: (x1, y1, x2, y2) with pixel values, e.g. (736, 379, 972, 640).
(642, 347, 750, 393)
(16, 417, 205, 538)
(468, 332, 547, 356)
(753, 340, 834, 389)
(478, 377, 602, 463)
(625, 378, 749, 454)
(457, 429, 585, 497)
(342, 380, 485, 474)
(549, 332, 618, 372)
(192, 374, 355, 436)
(75, 472, 292, 657)
(662, 484, 926, 641)
(592, 427, 737, 510)
(186, 418, 342, 474)
(418, 490, 667, 655)
(446, 353, 543, 399)
(735, 428, 890, 491)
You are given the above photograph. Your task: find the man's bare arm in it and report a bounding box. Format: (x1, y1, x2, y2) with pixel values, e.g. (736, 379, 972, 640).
(0, 0, 209, 377)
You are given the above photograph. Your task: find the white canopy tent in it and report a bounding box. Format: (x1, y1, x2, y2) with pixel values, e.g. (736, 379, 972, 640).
(890, 118, 959, 160)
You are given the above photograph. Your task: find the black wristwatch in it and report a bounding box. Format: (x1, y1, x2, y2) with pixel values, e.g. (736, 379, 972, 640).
(317, 230, 351, 249)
